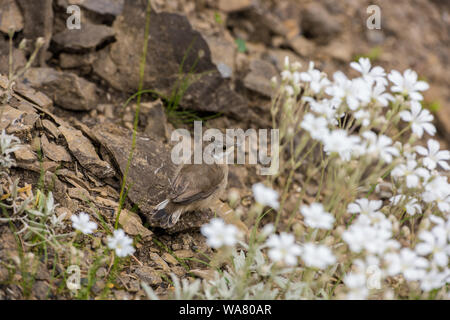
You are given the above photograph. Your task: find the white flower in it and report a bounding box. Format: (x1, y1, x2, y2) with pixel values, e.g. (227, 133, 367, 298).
(370, 83, 394, 107)
(399, 101, 436, 138)
(422, 176, 450, 213)
(0, 129, 22, 168)
(415, 227, 449, 267)
(347, 198, 382, 216)
(389, 195, 422, 216)
(107, 229, 135, 257)
(391, 160, 429, 189)
(343, 272, 369, 300)
(385, 248, 429, 281)
(362, 131, 399, 163)
(388, 69, 429, 101)
(266, 233, 302, 266)
(323, 129, 361, 161)
(201, 218, 239, 249)
(71, 212, 97, 235)
(420, 268, 449, 292)
(350, 57, 387, 86)
(300, 203, 335, 230)
(300, 113, 329, 141)
(301, 243, 336, 269)
(326, 72, 371, 110)
(299, 62, 331, 94)
(303, 97, 340, 125)
(252, 183, 280, 209)
(343, 213, 399, 255)
(416, 139, 450, 171)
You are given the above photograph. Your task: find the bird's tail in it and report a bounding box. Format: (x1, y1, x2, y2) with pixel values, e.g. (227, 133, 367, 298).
(150, 199, 183, 228)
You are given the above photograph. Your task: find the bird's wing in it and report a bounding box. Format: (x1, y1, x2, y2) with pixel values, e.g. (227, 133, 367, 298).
(169, 164, 224, 205)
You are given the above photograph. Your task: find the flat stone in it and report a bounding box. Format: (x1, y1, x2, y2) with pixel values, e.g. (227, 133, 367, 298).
(243, 59, 278, 97)
(68, 187, 91, 202)
(68, 0, 124, 16)
(14, 144, 37, 163)
(134, 266, 162, 285)
(190, 269, 216, 280)
(40, 134, 72, 162)
(13, 83, 53, 109)
(173, 250, 194, 259)
(161, 253, 178, 265)
(149, 253, 170, 272)
(42, 119, 60, 138)
(53, 23, 115, 52)
(0, 105, 24, 131)
(22, 68, 98, 111)
(59, 125, 115, 178)
(115, 209, 153, 240)
(289, 36, 316, 58)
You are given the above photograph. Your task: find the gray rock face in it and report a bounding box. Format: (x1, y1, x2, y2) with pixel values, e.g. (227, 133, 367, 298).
(92, 122, 176, 214)
(243, 59, 278, 97)
(52, 23, 115, 51)
(68, 0, 124, 16)
(59, 125, 115, 178)
(22, 68, 98, 111)
(300, 3, 341, 44)
(92, 0, 247, 118)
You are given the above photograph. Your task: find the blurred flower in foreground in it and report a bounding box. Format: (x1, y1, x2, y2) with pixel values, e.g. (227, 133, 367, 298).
(252, 183, 280, 210)
(300, 203, 335, 230)
(416, 139, 450, 171)
(399, 101, 435, 138)
(107, 229, 135, 257)
(301, 243, 336, 269)
(201, 218, 239, 249)
(266, 233, 302, 266)
(71, 212, 97, 235)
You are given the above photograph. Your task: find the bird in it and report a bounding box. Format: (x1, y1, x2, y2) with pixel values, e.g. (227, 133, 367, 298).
(149, 140, 234, 228)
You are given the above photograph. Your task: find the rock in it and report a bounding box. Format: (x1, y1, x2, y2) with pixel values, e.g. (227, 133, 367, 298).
(92, 0, 247, 118)
(68, 187, 91, 202)
(190, 269, 216, 280)
(289, 36, 316, 58)
(150, 253, 170, 272)
(173, 250, 194, 259)
(13, 83, 53, 109)
(41, 134, 72, 162)
(115, 209, 153, 240)
(42, 119, 60, 138)
(32, 281, 49, 300)
(92, 122, 176, 214)
(135, 266, 162, 285)
(92, 279, 106, 295)
(0, 105, 24, 131)
(243, 59, 278, 97)
(263, 49, 304, 72)
(68, 0, 124, 16)
(0, 0, 24, 33)
(217, 0, 252, 12)
(204, 34, 236, 79)
(161, 253, 178, 265)
(14, 145, 37, 163)
(324, 40, 353, 62)
(300, 3, 341, 44)
(59, 125, 115, 178)
(52, 23, 115, 52)
(114, 290, 130, 300)
(59, 53, 95, 69)
(142, 100, 169, 141)
(22, 68, 98, 111)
